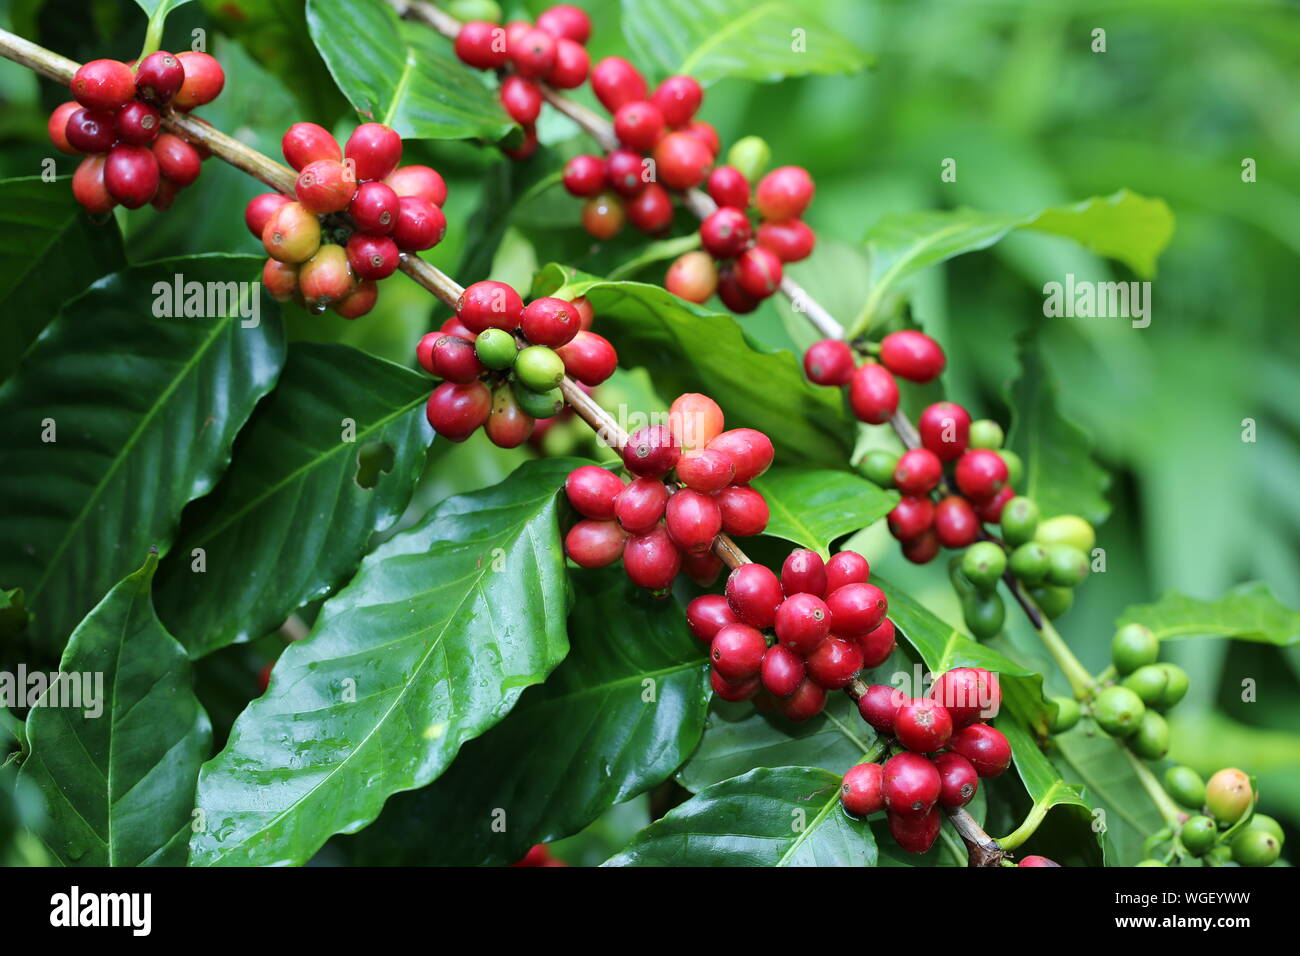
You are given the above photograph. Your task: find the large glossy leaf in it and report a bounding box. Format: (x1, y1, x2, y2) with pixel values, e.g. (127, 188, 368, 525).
(189, 458, 574, 866)
(343, 566, 710, 865)
(0, 176, 125, 381)
(1005, 341, 1110, 526)
(155, 343, 433, 658)
(605, 766, 876, 866)
(620, 0, 871, 86)
(306, 0, 514, 142)
(751, 466, 896, 555)
(847, 190, 1175, 336)
(0, 255, 285, 654)
(532, 263, 853, 467)
(19, 555, 211, 866)
(1117, 583, 1300, 646)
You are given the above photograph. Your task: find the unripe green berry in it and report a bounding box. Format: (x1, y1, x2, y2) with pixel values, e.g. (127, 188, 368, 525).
(1246, 814, 1285, 846)
(1205, 768, 1253, 825)
(1130, 709, 1170, 760)
(1206, 843, 1234, 864)
(511, 379, 564, 419)
(968, 419, 1004, 450)
(1028, 584, 1073, 620)
(1111, 623, 1158, 676)
(1034, 514, 1095, 553)
(1122, 664, 1169, 705)
(961, 542, 1007, 591)
(962, 589, 1005, 639)
(1092, 685, 1145, 737)
(1009, 542, 1049, 585)
(447, 0, 502, 22)
(1000, 496, 1039, 546)
(514, 345, 565, 391)
(1163, 765, 1206, 809)
(861, 449, 899, 488)
(998, 449, 1024, 487)
(1231, 828, 1281, 867)
(1044, 543, 1088, 588)
(1153, 662, 1188, 711)
(1048, 696, 1081, 734)
(726, 135, 770, 186)
(1135, 859, 1166, 867)
(475, 328, 518, 370)
(1180, 815, 1218, 856)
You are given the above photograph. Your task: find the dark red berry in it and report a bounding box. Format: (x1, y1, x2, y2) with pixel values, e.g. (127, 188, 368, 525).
(623, 525, 681, 590)
(857, 682, 905, 734)
(774, 592, 831, 655)
(614, 477, 669, 534)
(879, 330, 946, 383)
(716, 264, 760, 314)
(652, 75, 703, 127)
(71, 155, 114, 213)
(549, 37, 590, 89)
(622, 424, 680, 478)
(825, 551, 870, 594)
(454, 21, 509, 70)
(392, 196, 446, 251)
(715, 485, 768, 537)
(803, 339, 855, 386)
(174, 52, 225, 110)
(929, 667, 992, 727)
(65, 108, 116, 154)
(564, 519, 626, 568)
(71, 59, 135, 111)
(955, 449, 1009, 501)
(1018, 855, 1061, 867)
(856, 618, 896, 668)
(565, 465, 624, 520)
(887, 495, 935, 541)
(674, 449, 734, 493)
(882, 752, 941, 818)
(826, 582, 888, 636)
(948, 723, 1012, 777)
(888, 807, 942, 855)
(383, 164, 447, 206)
(725, 563, 784, 629)
(114, 100, 160, 145)
(244, 193, 290, 240)
(346, 234, 400, 280)
(512, 28, 558, 80)
(626, 182, 674, 233)
(760, 644, 805, 698)
(134, 51, 185, 105)
(806, 636, 863, 689)
(735, 245, 783, 299)
(934, 495, 980, 548)
(537, 4, 591, 43)
(151, 133, 201, 187)
(282, 122, 342, 171)
(104, 144, 160, 209)
(653, 131, 713, 190)
(892, 448, 942, 496)
(711, 668, 759, 702)
(755, 166, 814, 222)
(699, 206, 751, 258)
(711, 623, 767, 681)
(902, 529, 941, 564)
(848, 363, 899, 425)
(614, 100, 665, 152)
(605, 148, 647, 197)
(918, 401, 971, 461)
(707, 165, 750, 209)
(426, 380, 491, 441)
(894, 698, 954, 753)
(591, 56, 648, 112)
(756, 219, 816, 262)
(778, 678, 826, 721)
(429, 335, 484, 383)
(666, 489, 722, 554)
(349, 181, 400, 235)
(458, 280, 524, 334)
(781, 549, 827, 597)
(520, 297, 579, 348)
(500, 75, 543, 125)
(973, 485, 1015, 524)
(840, 763, 885, 817)
(555, 330, 618, 386)
(563, 154, 606, 197)
(706, 428, 773, 483)
(932, 752, 979, 809)
(686, 594, 738, 644)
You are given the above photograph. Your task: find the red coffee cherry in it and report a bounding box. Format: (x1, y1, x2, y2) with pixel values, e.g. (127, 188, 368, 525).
(902, 529, 941, 564)
(604, 148, 647, 197)
(500, 75, 543, 125)
(669, 392, 725, 451)
(114, 100, 161, 145)
(955, 449, 1009, 501)
(888, 807, 942, 855)
(715, 264, 759, 314)
(651, 75, 703, 127)
(426, 380, 492, 441)
(856, 618, 896, 668)
(653, 131, 713, 190)
(392, 196, 447, 251)
(714, 487, 766, 539)
(333, 280, 378, 319)
(487, 386, 535, 448)
(848, 363, 899, 424)
(263, 201, 322, 263)
(756, 219, 816, 262)
(707, 165, 750, 210)
(614, 101, 665, 152)
(261, 258, 298, 302)
(71, 58, 135, 111)
(774, 592, 831, 655)
(805, 636, 864, 689)
(682, 120, 721, 156)
(825, 551, 870, 594)
(803, 339, 855, 387)
(825, 582, 888, 636)
(918, 401, 971, 461)
(858, 683, 905, 734)
(511, 28, 558, 79)
(882, 752, 941, 818)
(549, 37, 590, 89)
(244, 193, 290, 239)
(623, 525, 681, 590)
(683, 553, 727, 585)
(622, 424, 680, 478)
(879, 330, 946, 383)
(458, 280, 524, 333)
(888, 495, 935, 541)
(781, 549, 827, 598)
(282, 122, 342, 171)
(706, 428, 774, 483)
(135, 51, 185, 105)
(349, 181, 400, 236)
(735, 245, 783, 299)
(725, 563, 784, 629)
(932, 752, 980, 809)
(503, 20, 532, 53)
(666, 489, 722, 554)
(894, 698, 954, 753)
(934, 495, 980, 548)
(537, 4, 592, 43)
(454, 21, 509, 70)
(150, 134, 201, 188)
(711, 623, 767, 681)
(174, 52, 225, 110)
(565, 465, 624, 520)
(346, 234, 400, 281)
(104, 145, 160, 209)
(591, 56, 648, 112)
(296, 159, 356, 214)
(686, 594, 738, 644)
(893, 448, 943, 496)
(47, 101, 81, 153)
(778, 678, 826, 721)
(556, 330, 618, 386)
(929, 667, 993, 727)
(520, 297, 579, 348)
(298, 245, 356, 306)
(755, 165, 814, 222)
(427, 334, 484, 383)
(626, 182, 674, 233)
(699, 206, 751, 258)
(614, 477, 669, 534)
(65, 107, 116, 154)
(582, 192, 625, 239)
(973, 485, 1015, 524)
(674, 450, 734, 493)
(948, 723, 1013, 777)
(711, 668, 759, 702)
(563, 154, 606, 197)
(1018, 855, 1061, 867)
(564, 519, 626, 569)
(759, 644, 804, 699)
(571, 295, 595, 330)
(665, 251, 719, 304)
(71, 156, 114, 214)
(383, 165, 447, 206)
(840, 763, 886, 817)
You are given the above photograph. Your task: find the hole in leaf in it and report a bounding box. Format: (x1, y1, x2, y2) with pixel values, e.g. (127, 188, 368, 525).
(354, 440, 395, 490)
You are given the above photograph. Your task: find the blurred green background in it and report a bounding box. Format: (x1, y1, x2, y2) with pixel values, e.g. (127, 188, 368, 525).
(1, 0, 1296, 849)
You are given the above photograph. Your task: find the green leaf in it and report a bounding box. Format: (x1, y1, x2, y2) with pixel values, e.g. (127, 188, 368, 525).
(1005, 341, 1110, 526)
(342, 566, 710, 865)
(532, 263, 853, 467)
(154, 343, 433, 658)
(604, 766, 876, 866)
(1118, 583, 1300, 647)
(19, 554, 211, 866)
(306, 0, 514, 141)
(751, 466, 896, 555)
(189, 458, 574, 866)
(620, 0, 871, 86)
(0, 176, 126, 382)
(133, 0, 193, 17)
(0, 255, 285, 654)
(0, 587, 28, 645)
(849, 190, 1175, 336)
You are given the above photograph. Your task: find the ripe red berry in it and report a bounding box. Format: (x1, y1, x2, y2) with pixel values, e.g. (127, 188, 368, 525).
(296, 159, 356, 214)
(932, 752, 979, 809)
(707, 165, 750, 210)
(848, 363, 899, 425)
(604, 148, 647, 197)
(653, 131, 713, 190)
(65, 107, 116, 154)
(699, 206, 751, 258)
(623, 525, 681, 590)
(458, 280, 524, 333)
(902, 529, 941, 564)
(715, 485, 769, 537)
(682, 553, 723, 587)
(774, 592, 831, 655)
(1018, 855, 1061, 867)
(509, 28, 557, 80)
(840, 763, 885, 817)
(760, 644, 805, 698)
(490, 388, 537, 449)
(955, 449, 1009, 501)
(426, 380, 492, 441)
(591, 56, 648, 112)
(427, 334, 484, 383)
(104, 144, 160, 209)
(929, 667, 994, 727)
(282, 122, 341, 171)
(803, 339, 855, 387)
(675, 450, 734, 493)
(888, 807, 942, 855)
(263, 201, 322, 263)
(735, 245, 783, 299)
(856, 618, 896, 668)
(549, 37, 590, 89)
(348, 181, 400, 236)
(934, 495, 980, 548)
(298, 245, 355, 306)
(825, 551, 869, 594)
(725, 563, 784, 629)
(706, 428, 773, 483)
(555, 330, 618, 386)
(716, 264, 759, 314)
(519, 297, 579, 348)
(383, 165, 447, 206)
(682, 120, 720, 156)
(883, 752, 941, 818)
(711, 623, 767, 681)
(669, 393, 725, 451)
(806, 636, 864, 689)
(778, 678, 826, 721)
(262, 258, 298, 302)
(625, 182, 674, 233)
(782, 549, 827, 598)
(47, 101, 80, 153)
(686, 594, 738, 644)
(918, 401, 971, 461)
(894, 698, 954, 753)
(614, 477, 669, 534)
(333, 280, 378, 319)
(565, 466, 624, 521)
(564, 519, 626, 568)
(71, 156, 114, 214)
(151, 133, 202, 187)
(666, 489, 722, 554)
(572, 297, 595, 331)
(887, 495, 934, 541)
(71, 59, 135, 111)
(582, 192, 624, 238)
(454, 21, 509, 70)
(948, 723, 1012, 777)
(244, 193, 290, 239)
(622, 424, 680, 478)
(392, 196, 446, 251)
(755, 166, 814, 222)
(756, 219, 816, 262)
(858, 682, 905, 734)
(825, 582, 888, 636)
(614, 101, 665, 152)
(114, 100, 160, 145)
(134, 51, 185, 105)
(563, 154, 606, 197)
(346, 234, 400, 280)
(711, 668, 759, 702)
(174, 52, 225, 110)
(893, 448, 943, 496)
(879, 330, 946, 383)
(973, 485, 1015, 524)
(651, 75, 703, 128)
(500, 75, 543, 125)
(537, 4, 591, 43)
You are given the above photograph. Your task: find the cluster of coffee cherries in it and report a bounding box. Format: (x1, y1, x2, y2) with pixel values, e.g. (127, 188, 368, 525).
(686, 547, 896, 721)
(563, 394, 773, 589)
(1144, 766, 1284, 867)
(666, 161, 816, 313)
(842, 667, 1011, 854)
(48, 51, 224, 213)
(421, 282, 616, 446)
(243, 121, 446, 319)
(453, 5, 593, 159)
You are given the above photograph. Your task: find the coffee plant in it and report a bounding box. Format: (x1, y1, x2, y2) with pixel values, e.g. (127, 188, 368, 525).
(0, 0, 1296, 873)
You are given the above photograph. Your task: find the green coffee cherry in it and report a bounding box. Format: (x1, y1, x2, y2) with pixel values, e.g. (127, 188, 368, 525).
(968, 419, 1004, 450)
(1044, 544, 1089, 588)
(1163, 765, 1206, 810)
(1231, 828, 1281, 867)
(1028, 584, 1073, 620)
(1135, 859, 1166, 867)
(1153, 662, 1188, 711)
(998, 449, 1024, 487)
(1122, 664, 1169, 706)
(1000, 496, 1039, 546)
(1048, 696, 1081, 734)
(511, 379, 564, 419)
(1110, 623, 1158, 676)
(962, 589, 1005, 639)
(1009, 542, 1049, 584)
(961, 542, 1007, 591)
(1180, 815, 1218, 856)
(514, 345, 565, 391)
(1206, 844, 1234, 864)
(474, 328, 518, 370)
(1034, 514, 1095, 553)
(1130, 709, 1170, 760)
(861, 449, 899, 488)
(447, 0, 503, 23)
(1205, 768, 1253, 825)
(726, 135, 771, 185)
(1246, 814, 1285, 846)
(1092, 685, 1145, 737)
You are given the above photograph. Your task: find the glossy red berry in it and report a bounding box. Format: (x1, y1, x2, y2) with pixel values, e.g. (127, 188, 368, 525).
(883, 752, 941, 818)
(894, 698, 954, 753)
(841, 763, 885, 817)
(918, 401, 971, 461)
(706, 428, 773, 484)
(71, 156, 114, 214)
(349, 181, 400, 235)
(781, 549, 827, 598)
(426, 380, 491, 441)
(564, 519, 626, 568)
(715, 485, 768, 537)
(427, 335, 484, 383)
(825, 551, 870, 594)
(902, 529, 941, 564)
(686, 594, 738, 644)
(47, 101, 80, 153)
(591, 56, 647, 112)
(262, 258, 298, 302)
(622, 424, 680, 478)
(615, 477, 669, 534)
(778, 678, 826, 721)
(725, 563, 784, 629)
(346, 234, 400, 281)
(858, 682, 905, 734)
(652, 75, 703, 128)
(537, 4, 591, 43)
(625, 182, 674, 233)
(948, 723, 1012, 777)
(298, 245, 355, 306)
(825, 582, 888, 636)
(563, 154, 606, 197)
(856, 618, 897, 668)
(104, 145, 160, 209)
(114, 100, 160, 145)
(174, 52, 225, 110)
(756, 219, 816, 262)
(392, 196, 446, 251)
(699, 206, 751, 258)
(549, 37, 590, 89)
(711, 623, 767, 681)
(666, 489, 722, 554)
(244, 193, 290, 239)
(296, 159, 356, 214)
(134, 51, 185, 105)
(755, 166, 814, 222)
(803, 339, 855, 387)
(582, 192, 624, 239)
(735, 245, 783, 299)
(454, 21, 509, 70)
(71, 59, 135, 111)
(760, 644, 805, 698)
(889, 807, 942, 855)
(556, 330, 618, 386)
(893, 448, 943, 495)
(519, 297, 579, 348)
(932, 752, 979, 809)
(934, 495, 980, 548)
(887, 495, 935, 541)
(848, 363, 899, 425)
(929, 667, 995, 727)
(458, 280, 524, 334)
(684, 553, 724, 588)
(614, 101, 665, 152)
(707, 165, 750, 210)
(715, 264, 759, 314)
(879, 330, 946, 383)
(711, 669, 759, 702)
(500, 75, 543, 125)
(383, 165, 447, 206)
(65, 108, 116, 154)
(806, 636, 864, 689)
(565, 465, 624, 520)
(282, 122, 341, 171)
(512, 28, 558, 80)
(675, 449, 734, 493)
(973, 485, 1015, 524)
(1018, 855, 1061, 867)
(151, 133, 201, 187)
(333, 280, 378, 319)
(623, 525, 681, 590)
(669, 392, 724, 451)
(955, 449, 1009, 501)
(603, 148, 646, 197)
(653, 131, 713, 190)
(774, 592, 831, 655)
(683, 120, 721, 156)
